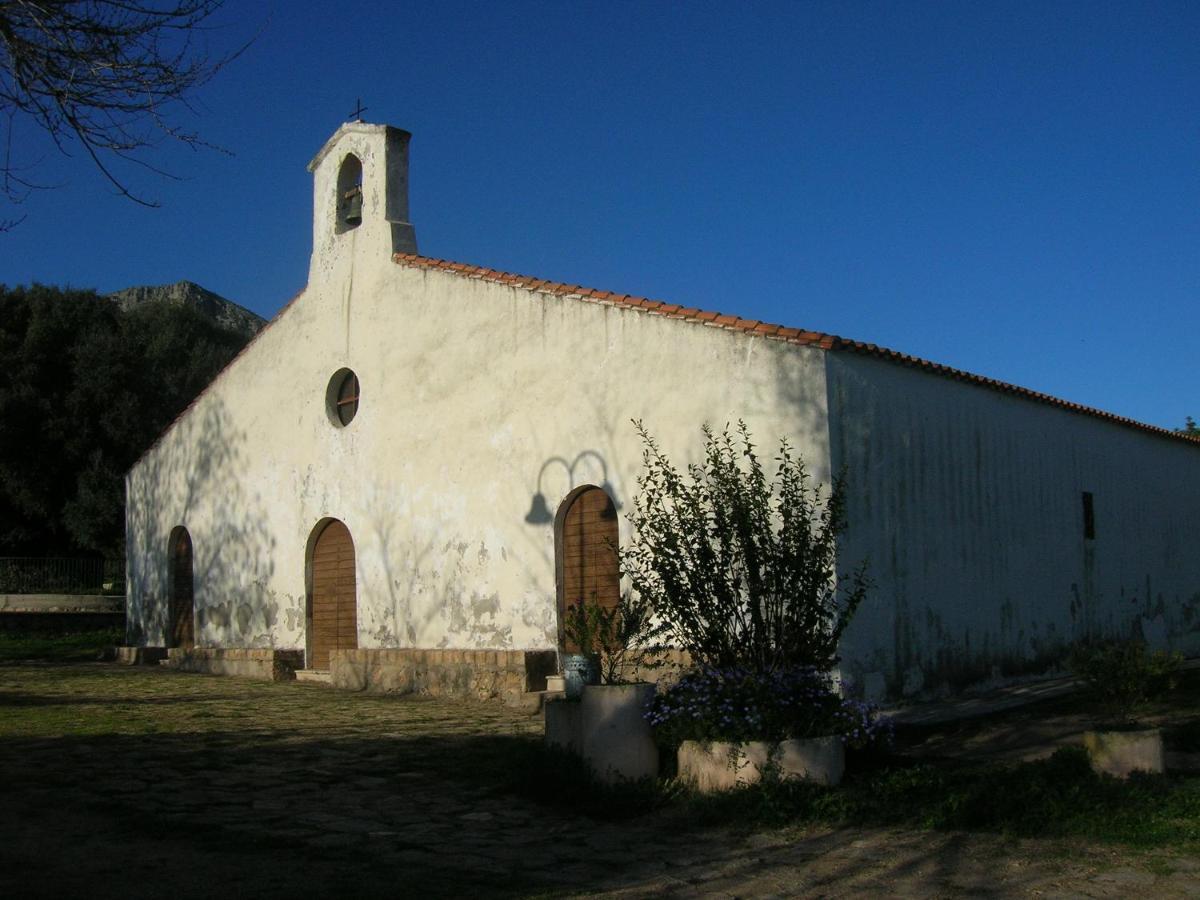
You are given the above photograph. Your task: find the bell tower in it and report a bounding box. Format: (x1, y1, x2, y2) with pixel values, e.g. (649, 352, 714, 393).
(306, 123, 418, 283)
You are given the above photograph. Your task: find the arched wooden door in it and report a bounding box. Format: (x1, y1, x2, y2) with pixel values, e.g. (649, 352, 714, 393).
(309, 520, 357, 669)
(168, 527, 194, 649)
(556, 486, 620, 651)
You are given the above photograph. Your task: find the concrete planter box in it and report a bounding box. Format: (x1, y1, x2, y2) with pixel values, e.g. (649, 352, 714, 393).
(678, 736, 845, 792)
(544, 683, 658, 784)
(1083, 728, 1165, 778)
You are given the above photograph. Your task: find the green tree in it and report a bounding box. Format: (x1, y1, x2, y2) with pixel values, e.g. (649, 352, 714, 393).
(618, 420, 868, 675)
(1178, 417, 1199, 438)
(0, 284, 247, 556)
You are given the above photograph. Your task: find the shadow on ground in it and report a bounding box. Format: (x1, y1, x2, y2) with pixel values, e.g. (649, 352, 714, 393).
(2, 663, 1199, 898)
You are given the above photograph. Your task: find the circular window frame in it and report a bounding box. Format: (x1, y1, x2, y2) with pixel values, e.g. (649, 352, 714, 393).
(325, 368, 360, 427)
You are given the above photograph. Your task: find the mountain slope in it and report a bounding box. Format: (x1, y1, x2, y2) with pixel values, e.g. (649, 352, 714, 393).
(107, 281, 265, 339)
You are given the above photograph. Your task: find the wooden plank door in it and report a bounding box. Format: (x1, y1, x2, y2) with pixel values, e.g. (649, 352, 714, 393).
(558, 487, 619, 651)
(169, 528, 194, 649)
(310, 520, 357, 669)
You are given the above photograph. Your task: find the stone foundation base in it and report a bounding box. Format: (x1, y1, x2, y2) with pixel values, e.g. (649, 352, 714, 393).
(165, 647, 303, 682)
(111, 646, 168, 666)
(330, 648, 557, 705)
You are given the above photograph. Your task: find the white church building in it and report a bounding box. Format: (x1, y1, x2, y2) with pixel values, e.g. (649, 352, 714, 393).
(125, 122, 1200, 702)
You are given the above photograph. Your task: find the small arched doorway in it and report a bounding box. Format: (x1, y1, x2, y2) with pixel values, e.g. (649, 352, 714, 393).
(555, 485, 620, 651)
(167, 526, 194, 649)
(307, 519, 358, 669)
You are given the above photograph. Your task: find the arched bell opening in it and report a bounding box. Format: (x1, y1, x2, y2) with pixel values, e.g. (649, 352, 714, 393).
(553, 485, 620, 652)
(335, 153, 363, 234)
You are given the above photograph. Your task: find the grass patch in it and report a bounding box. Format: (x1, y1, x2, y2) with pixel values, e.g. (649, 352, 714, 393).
(513, 742, 1200, 849)
(0, 627, 123, 662)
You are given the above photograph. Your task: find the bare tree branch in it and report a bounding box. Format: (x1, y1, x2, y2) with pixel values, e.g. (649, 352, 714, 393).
(0, 0, 247, 217)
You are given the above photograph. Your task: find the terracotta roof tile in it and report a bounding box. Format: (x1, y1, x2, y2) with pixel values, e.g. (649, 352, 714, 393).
(394, 253, 1197, 446)
(126, 250, 1200, 465)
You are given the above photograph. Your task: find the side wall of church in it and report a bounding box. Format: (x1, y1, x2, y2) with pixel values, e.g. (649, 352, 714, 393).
(126, 262, 832, 653)
(827, 352, 1200, 701)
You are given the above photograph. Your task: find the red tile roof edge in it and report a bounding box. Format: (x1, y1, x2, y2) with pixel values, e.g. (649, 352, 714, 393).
(395, 253, 1200, 447)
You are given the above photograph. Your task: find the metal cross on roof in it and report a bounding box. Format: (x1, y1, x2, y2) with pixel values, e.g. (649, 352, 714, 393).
(348, 99, 368, 122)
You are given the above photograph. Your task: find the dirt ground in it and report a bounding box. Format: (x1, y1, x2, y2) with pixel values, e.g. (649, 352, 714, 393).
(1, 662, 1197, 899)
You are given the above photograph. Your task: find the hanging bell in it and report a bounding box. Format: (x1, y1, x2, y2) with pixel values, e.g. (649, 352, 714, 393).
(342, 188, 363, 227)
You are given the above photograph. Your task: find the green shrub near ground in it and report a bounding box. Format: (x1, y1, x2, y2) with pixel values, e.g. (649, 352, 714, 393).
(1068, 640, 1183, 723)
(615, 421, 886, 747)
(514, 741, 1200, 848)
(618, 420, 868, 675)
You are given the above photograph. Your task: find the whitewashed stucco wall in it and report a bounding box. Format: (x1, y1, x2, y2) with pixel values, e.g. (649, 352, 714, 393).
(827, 352, 1200, 700)
(126, 259, 831, 653)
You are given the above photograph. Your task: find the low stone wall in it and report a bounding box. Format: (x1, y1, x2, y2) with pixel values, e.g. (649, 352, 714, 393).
(0, 593, 125, 633)
(331, 648, 557, 705)
(165, 647, 304, 682)
(0, 594, 122, 612)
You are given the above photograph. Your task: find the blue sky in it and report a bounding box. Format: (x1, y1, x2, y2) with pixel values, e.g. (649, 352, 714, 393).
(3, 1, 1197, 430)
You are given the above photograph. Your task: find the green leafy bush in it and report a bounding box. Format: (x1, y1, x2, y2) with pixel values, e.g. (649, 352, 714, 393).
(561, 593, 652, 684)
(618, 420, 868, 675)
(1068, 639, 1183, 723)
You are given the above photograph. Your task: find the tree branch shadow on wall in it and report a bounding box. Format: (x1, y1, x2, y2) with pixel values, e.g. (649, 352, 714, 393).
(126, 398, 279, 648)
(349, 337, 837, 657)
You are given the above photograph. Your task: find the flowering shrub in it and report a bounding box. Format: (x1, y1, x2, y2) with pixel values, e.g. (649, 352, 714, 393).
(645, 665, 891, 750)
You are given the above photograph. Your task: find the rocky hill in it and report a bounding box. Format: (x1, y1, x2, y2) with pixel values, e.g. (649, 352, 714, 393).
(107, 281, 265, 339)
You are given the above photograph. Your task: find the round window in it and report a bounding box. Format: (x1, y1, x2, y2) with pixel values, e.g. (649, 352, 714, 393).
(326, 369, 360, 426)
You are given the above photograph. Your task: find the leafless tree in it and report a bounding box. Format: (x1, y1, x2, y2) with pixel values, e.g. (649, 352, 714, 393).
(0, 0, 244, 227)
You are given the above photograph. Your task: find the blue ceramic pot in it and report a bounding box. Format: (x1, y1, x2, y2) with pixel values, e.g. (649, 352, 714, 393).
(561, 653, 600, 699)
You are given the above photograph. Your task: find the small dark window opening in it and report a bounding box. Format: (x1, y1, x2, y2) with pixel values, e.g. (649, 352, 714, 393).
(1081, 491, 1095, 540)
(335, 154, 363, 234)
(326, 368, 360, 427)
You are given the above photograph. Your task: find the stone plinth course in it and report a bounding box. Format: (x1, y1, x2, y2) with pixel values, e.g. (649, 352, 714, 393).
(164, 647, 303, 681)
(331, 647, 556, 705)
(112, 645, 168, 665)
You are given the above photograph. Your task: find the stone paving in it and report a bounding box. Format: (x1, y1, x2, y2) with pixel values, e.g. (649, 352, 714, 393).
(0, 662, 1198, 898)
